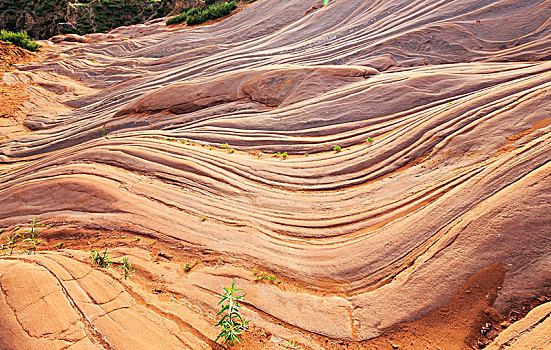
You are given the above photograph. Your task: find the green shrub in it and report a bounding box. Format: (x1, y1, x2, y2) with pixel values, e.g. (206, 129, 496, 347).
(334, 145, 341, 152)
(187, 1, 237, 26)
(0, 30, 42, 52)
(166, 12, 187, 25)
(186, 7, 202, 16)
(186, 11, 208, 25)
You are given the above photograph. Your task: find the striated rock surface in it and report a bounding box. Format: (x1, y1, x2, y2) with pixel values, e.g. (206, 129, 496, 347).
(0, 0, 550, 349)
(486, 301, 551, 350)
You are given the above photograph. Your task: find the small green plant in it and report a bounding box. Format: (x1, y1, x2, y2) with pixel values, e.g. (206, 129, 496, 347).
(135, 237, 141, 242)
(184, 259, 198, 272)
(273, 151, 288, 158)
(367, 137, 373, 143)
(90, 249, 112, 268)
(18, 218, 45, 254)
(103, 125, 109, 139)
(253, 269, 276, 283)
(221, 143, 235, 154)
(286, 339, 304, 350)
(202, 215, 207, 221)
(3, 232, 21, 255)
(215, 281, 250, 348)
(117, 257, 135, 279)
(55, 242, 64, 250)
(334, 145, 341, 152)
(0, 30, 42, 52)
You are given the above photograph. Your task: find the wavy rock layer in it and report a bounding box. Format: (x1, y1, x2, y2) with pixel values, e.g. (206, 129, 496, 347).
(1, 0, 551, 348)
(486, 301, 551, 350)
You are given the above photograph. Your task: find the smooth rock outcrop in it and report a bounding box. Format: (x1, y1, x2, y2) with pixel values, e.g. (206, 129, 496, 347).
(1, 0, 550, 348)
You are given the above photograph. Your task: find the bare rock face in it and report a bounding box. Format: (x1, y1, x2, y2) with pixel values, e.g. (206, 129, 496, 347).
(0, 253, 203, 350)
(50, 34, 89, 44)
(1, 0, 550, 348)
(115, 65, 378, 116)
(241, 66, 377, 107)
(486, 302, 551, 349)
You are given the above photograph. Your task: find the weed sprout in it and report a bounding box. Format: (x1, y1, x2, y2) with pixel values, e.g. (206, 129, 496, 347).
(117, 257, 135, 279)
(215, 281, 249, 348)
(90, 249, 112, 268)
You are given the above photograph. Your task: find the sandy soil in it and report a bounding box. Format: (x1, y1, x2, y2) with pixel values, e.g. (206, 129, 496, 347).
(0, 0, 550, 349)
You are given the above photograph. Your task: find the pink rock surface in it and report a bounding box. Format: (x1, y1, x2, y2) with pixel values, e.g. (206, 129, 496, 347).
(1, 0, 550, 348)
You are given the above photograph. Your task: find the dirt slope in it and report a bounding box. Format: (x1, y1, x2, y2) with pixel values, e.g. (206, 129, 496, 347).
(1, 0, 550, 349)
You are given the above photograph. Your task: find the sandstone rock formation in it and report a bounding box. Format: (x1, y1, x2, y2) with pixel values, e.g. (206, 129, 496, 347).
(1, 0, 550, 349)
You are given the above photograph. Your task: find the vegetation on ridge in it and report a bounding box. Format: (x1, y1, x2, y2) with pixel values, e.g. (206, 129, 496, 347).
(0, 30, 42, 52)
(1, 0, 256, 40)
(0, 0, 180, 39)
(0, 218, 47, 255)
(90, 248, 136, 279)
(167, 1, 238, 26)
